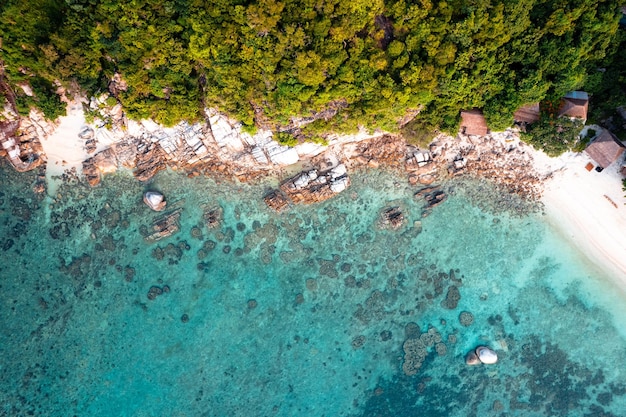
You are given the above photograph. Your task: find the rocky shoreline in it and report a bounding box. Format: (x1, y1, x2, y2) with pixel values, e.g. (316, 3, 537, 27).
(1, 104, 547, 215)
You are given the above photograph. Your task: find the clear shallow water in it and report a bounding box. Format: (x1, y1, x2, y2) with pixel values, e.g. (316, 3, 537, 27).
(1, 161, 626, 417)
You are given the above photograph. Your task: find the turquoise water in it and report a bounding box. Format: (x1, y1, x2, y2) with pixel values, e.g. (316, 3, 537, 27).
(1, 160, 626, 417)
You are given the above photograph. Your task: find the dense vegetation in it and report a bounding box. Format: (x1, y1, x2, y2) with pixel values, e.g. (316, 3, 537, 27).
(0, 0, 624, 140)
(521, 113, 585, 157)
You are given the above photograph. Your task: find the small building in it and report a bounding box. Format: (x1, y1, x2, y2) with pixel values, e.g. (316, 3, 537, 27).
(585, 129, 626, 169)
(513, 103, 541, 124)
(559, 91, 589, 122)
(460, 109, 489, 136)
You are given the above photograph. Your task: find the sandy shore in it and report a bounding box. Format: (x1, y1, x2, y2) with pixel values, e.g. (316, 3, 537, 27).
(38, 100, 93, 195)
(537, 150, 626, 288)
(39, 100, 90, 177)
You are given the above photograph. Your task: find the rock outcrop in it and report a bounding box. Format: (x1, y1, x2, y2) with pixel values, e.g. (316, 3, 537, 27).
(273, 162, 351, 207)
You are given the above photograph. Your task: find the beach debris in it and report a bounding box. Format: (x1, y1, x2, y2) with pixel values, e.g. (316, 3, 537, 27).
(143, 191, 167, 211)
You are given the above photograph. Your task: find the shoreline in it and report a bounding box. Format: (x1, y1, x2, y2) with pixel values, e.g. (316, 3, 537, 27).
(9, 108, 626, 286)
(537, 151, 626, 290)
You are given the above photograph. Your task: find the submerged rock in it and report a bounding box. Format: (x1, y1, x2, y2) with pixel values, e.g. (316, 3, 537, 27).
(476, 346, 498, 364)
(465, 351, 481, 365)
(459, 311, 474, 326)
(263, 190, 290, 212)
(144, 191, 167, 211)
(379, 206, 405, 230)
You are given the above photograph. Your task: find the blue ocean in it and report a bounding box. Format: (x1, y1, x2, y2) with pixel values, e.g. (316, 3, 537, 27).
(1, 161, 625, 417)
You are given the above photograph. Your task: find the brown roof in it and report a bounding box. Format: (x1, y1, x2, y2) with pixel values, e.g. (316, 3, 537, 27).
(585, 130, 626, 168)
(513, 103, 541, 123)
(559, 92, 588, 121)
(460, 109, 489, 136)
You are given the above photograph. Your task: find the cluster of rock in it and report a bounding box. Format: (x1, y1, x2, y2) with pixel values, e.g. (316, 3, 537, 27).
(0, 102, 47, 172)
(147, 284, 170, 300)
(82, 121, 212, 186)
(142, 208, 182, 243)
(378, 206, 405, 230)
(264, 161, 351, 210)
(429, 130, 545, 201)
(202, 205, 223, 229)
(414, 185, 447, 217)
(343, 134, 408, 169)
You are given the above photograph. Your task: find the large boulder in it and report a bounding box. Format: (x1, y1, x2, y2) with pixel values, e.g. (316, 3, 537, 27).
(476, 346, 498, 364)
(144, 191, 167, 211)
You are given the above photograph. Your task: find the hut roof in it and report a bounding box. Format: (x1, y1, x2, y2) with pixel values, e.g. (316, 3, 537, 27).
(513, 103, 541, 123)
(585, 130, 626, 168)
(460, 109, 489, 136)
(559, 91, 589, 121)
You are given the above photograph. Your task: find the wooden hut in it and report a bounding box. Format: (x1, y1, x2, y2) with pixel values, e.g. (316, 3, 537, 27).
(460, 109, 489, 136)
(513, 103, 541, 124)
(585, 129, 626, 169)
(559, 91, 589, 122)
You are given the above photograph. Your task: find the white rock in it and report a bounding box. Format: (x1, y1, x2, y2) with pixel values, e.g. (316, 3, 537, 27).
(293, 172, 312, 188)
(267, 145, 299, 166)
(295, 142, 325, 158)
(144, 191, 166, 211)
(208, 113, 245, 152)
(8, 147, 20, 159)
(306, 169, 318, 181)
(251, 146, 269, 164)
(330, 176, 349, 193)
(329, 163, 347, 179)
(476, 346, 498, 364)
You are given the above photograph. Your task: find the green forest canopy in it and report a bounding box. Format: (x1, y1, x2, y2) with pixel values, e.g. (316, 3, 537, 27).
(0, 0, 624, 138)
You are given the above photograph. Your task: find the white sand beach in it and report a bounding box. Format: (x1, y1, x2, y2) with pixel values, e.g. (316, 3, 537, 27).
(538, 151, 626, 290)
(39, 100, 89, 178)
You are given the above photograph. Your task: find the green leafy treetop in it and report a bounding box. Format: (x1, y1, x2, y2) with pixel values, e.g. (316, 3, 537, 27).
(0, 0, 623, 138)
